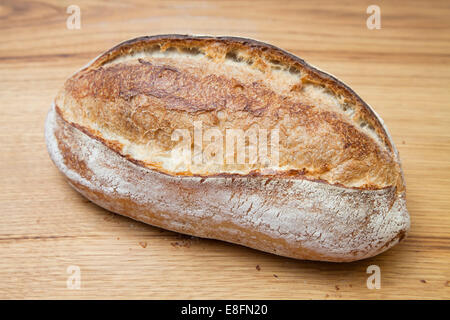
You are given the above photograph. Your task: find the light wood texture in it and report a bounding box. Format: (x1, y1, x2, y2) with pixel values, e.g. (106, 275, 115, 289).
(0, 0, 449, 299)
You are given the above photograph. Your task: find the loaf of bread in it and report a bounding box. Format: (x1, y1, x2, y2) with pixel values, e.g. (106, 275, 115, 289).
(45, 35, 410, 262)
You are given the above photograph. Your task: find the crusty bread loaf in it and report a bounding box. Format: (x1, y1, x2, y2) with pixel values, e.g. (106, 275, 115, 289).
(45, 35, 410, 262)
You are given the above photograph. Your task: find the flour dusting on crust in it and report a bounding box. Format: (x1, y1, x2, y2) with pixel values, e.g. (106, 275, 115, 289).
(46, 104, 409, 262)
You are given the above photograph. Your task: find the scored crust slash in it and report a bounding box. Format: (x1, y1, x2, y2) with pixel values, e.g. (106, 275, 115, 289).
(45, 34, 410, 262)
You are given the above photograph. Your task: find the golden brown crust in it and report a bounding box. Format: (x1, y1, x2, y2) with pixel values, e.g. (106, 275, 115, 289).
(56, 35, 403, 191)
(89, 35, 395, 151)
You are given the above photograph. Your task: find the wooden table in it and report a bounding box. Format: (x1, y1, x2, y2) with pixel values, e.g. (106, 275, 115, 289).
(1, 0, 449, 299)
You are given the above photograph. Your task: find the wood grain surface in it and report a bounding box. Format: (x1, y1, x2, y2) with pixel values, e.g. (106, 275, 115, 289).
(0, 0, 449, 299)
